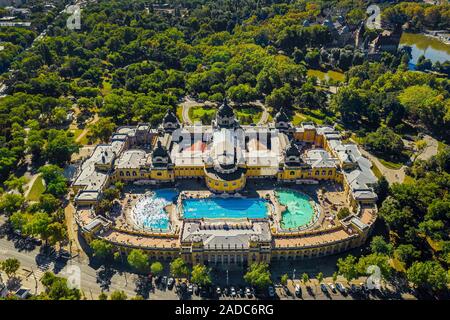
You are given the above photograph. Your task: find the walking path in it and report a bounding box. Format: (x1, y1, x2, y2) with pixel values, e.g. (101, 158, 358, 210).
(180, 97, 270, 125)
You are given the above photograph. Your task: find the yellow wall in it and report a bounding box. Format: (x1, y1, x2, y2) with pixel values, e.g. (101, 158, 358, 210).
(175, 166, 205, 177)
(205, 174, 246, 192)
(150, 169, 174, 181)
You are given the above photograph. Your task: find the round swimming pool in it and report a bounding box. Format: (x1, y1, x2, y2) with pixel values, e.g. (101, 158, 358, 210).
(132, 189, 178, 230)
(276, 189, 316, 229)
(182, 197, 269, 219)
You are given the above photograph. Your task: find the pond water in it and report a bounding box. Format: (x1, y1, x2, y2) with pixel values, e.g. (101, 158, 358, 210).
(307, 69, 345, 82)
(399, 32, 450, 67)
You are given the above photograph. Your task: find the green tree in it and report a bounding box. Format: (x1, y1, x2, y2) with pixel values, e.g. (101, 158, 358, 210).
(191, 264, 212, 287)
(88, 117, 116, 143)
(98, 292, 108, 300)
(407, 261, 448, 292)
(301, 273, 309, 285)
(127, 249, 149, 273)
(316, 272, 324, 283)
(370, 236, 393, 256)
(110, 290, 127, 300)
(90, 239, 114, 260)
(280, 273, 289, 286)
(0, 193, 25, 215)
(337, 207, 351, 219)
(337, 255, 358, 283)
(243, 262, 272, 290)
(40, 272, 81, 300)
(0, 258, 20, 279)
(150, 261, 164, 275)
(170, 258, 189, 279)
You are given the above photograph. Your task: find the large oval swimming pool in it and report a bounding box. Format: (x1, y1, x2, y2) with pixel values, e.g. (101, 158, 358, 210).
(182, 197, 269, 219)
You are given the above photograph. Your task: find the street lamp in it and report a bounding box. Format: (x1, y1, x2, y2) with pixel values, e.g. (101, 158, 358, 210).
(226, 270, 229, 287)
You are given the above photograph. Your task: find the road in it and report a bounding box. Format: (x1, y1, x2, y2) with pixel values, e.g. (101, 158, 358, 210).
(359, 148, 406, 184)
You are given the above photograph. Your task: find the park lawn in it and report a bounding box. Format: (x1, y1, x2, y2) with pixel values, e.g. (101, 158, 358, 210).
(188, 106, 216, 123)
(101, 80, 112, 96)
(437, 140, 447, 153)
(371, 162, 383, 179)
(235, 106, 262, 125)
(176, 106, 183, 122)
(70, 128, 89, 145)
(403, 175, 415, 185)
(26, 175, 45, 202)
(390, 258, 406, 273)
(378, 158, 403, 170)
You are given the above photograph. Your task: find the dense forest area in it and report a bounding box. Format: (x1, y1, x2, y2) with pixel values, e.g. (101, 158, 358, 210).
(0, 0, 449, 296)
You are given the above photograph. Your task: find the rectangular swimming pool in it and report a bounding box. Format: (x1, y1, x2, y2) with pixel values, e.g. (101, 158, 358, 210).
(182, 197, 269, 219)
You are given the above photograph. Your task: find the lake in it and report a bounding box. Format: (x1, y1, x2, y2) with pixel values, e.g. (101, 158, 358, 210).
(399, 32, 450, 67)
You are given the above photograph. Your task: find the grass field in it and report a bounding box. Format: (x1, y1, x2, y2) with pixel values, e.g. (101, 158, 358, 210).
(379, 158, 403, 170)
(70, 128, 89, 145)
(26, 175, 45, 202)
(188, 105, 262, 125)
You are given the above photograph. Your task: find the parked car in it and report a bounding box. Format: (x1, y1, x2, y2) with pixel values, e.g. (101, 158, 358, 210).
(167, 277, 175, 289)
(238, 287, 244, 296)
(187, 284, 193, 294)
(328, 283, 336, 292)
(350, 284, 359, 293)
(224, 287, 229, 296)
(336, 282, 346, 294)
(230, 286, 236, 297)
(216, 286, 221, 295)
(245, 287, 252, 297)
(295, 284, 301, 296)
(268, 286, 275, 298)
(162, 276, 167, 287)
(320, 283, 328, 293)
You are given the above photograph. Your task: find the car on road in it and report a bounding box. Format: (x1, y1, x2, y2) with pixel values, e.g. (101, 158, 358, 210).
(167, 277, 175, 289)
(245, 287, 252, 297)
(194, 285, 200, 296)
(295, 284, 301, 296)
(230, 286, 236, 297)
(216, 286, 221, 295)
(268, 286, 275, 298)
(328, 283, 336, 292)
(320, 283, 328, 293)
(336, 282, 347, 294)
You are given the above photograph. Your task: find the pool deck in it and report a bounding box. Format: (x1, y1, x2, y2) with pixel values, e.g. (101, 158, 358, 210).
(74, 180, 357, 255)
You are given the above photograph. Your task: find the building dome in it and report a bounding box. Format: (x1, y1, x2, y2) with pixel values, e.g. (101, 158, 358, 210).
(163, 109, 178, 124)
(217, 98, 234, 118)
(153, 141, 169, 158)
(285, 141, 300, 157)
(274, 107, 289, 123)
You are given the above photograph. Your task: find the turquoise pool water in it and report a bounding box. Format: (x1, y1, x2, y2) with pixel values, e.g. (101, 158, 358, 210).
(277, 189, 315, 229)
(182, 198, 269, 219)
(133, 189, 179, 230)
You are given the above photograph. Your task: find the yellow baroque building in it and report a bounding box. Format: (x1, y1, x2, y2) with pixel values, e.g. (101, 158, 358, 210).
(72, 100, 379, 265)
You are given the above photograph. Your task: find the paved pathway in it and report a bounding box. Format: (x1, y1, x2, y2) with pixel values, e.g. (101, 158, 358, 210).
(180, 97, 270, 125)
(416, 134, 439, 161)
